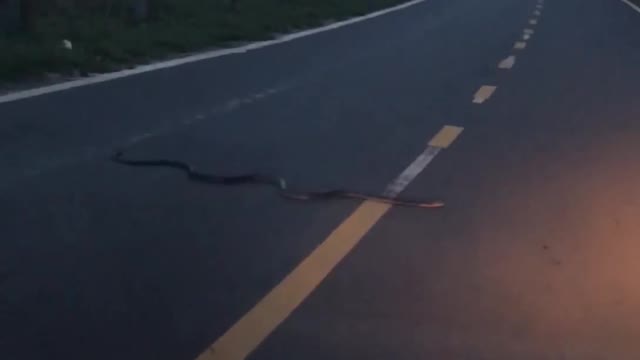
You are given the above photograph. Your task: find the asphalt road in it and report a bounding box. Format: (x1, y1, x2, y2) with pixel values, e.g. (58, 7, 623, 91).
(2, 0, 640, 359)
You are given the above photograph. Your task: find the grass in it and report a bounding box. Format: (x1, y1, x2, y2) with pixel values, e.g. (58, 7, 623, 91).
(0, 0, 411, 84)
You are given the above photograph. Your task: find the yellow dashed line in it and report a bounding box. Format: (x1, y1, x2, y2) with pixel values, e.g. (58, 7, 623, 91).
(473, 85, 497, 104)
(429, 125, 464, 148)
(498, 55, 516, 69)
(514, 41, 527, 50)
(197, 201, 390, 360)
(196, 126, 463, 360)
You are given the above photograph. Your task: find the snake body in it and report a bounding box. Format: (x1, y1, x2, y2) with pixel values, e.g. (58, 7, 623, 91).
(112, 152, 444, 209)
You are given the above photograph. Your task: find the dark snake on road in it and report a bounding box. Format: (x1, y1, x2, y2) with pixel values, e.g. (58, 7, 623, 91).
(112, 151, 444, 209)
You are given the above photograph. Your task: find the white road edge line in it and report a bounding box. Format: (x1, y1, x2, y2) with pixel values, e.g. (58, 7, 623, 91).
(384, 146, 440, 197)
(0, 0, 427, 105)
(621, 0, 640, 13)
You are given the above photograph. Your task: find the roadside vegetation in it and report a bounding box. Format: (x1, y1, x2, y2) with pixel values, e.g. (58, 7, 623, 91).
(0, 0, 409, 84)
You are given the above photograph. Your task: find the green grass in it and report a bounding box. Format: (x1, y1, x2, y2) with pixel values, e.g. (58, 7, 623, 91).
(0, 0, 410, 84)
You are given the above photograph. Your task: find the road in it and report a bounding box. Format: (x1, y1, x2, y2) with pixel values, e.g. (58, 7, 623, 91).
(1, 0, 640, 358)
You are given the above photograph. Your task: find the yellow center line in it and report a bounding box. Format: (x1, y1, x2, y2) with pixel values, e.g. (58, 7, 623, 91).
(195, 125, 463, 360)
(197, 201, 390, 360)
(473, 85, 497, 104)
(429, 125, 464, 148)
(498, 55, 516, 69)
(514, 41, 527, 50)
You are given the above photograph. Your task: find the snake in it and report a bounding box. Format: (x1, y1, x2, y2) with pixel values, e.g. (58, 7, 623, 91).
(112, 151, 444, 209)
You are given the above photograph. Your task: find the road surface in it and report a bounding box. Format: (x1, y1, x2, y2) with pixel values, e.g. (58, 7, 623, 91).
(2, 0, 640, 358)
